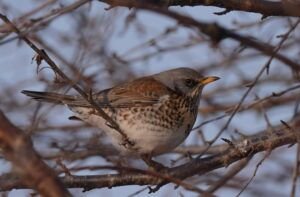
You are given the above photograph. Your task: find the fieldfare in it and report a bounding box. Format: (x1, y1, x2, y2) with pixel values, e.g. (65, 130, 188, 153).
(22, 67, 219, 166)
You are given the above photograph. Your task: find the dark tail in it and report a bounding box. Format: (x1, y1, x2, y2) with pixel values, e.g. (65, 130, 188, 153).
(21, 90, 76, 104)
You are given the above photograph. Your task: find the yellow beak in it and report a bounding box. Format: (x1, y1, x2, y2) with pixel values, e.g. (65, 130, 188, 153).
(199, 76, 220, 85)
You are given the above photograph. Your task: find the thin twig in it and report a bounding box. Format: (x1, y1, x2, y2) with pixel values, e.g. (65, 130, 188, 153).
(0, 13, 134, 147)
(236, 150, 272, 197)
(290, 143, 300, 197)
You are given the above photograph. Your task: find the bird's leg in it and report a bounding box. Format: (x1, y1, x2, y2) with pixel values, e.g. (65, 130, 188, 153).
(141, 154, 169, 172)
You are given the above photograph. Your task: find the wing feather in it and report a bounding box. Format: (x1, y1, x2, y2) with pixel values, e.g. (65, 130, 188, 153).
(68, 77, 173, 108)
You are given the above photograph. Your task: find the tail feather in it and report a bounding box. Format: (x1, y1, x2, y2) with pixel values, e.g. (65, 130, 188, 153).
(21, 90, 76, 104)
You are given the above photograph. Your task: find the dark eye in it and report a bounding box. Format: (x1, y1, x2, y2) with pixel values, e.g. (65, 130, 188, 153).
(185, 79, 197, 88)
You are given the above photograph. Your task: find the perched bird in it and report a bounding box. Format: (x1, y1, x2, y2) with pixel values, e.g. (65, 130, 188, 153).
(22, 67, 219, 166)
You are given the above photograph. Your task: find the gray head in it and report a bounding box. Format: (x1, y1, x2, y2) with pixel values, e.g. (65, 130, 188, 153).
(153, 67, 219, 97)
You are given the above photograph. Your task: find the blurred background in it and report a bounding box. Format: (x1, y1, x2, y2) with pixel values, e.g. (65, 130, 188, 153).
(1, 0, 300, 196)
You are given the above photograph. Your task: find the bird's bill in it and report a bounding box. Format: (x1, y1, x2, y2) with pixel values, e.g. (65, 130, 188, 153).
(199, 76, 220, 85)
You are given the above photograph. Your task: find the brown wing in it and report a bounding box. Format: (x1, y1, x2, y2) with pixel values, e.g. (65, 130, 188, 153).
(69, 77, 173, 108)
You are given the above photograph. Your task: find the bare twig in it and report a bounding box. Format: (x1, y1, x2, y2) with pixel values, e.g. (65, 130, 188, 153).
(0, 13, 134, 147)
(236, 150, 271, 197)
(290, 143, 300, 197)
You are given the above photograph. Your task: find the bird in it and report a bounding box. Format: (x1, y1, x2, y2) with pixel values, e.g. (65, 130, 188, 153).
(22, 67, 219, 168)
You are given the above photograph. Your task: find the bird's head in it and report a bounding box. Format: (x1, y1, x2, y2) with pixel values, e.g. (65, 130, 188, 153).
(153, 67, 219, 99)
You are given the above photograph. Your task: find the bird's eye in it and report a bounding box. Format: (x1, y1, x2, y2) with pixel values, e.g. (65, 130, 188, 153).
(185, 79, 197, 88)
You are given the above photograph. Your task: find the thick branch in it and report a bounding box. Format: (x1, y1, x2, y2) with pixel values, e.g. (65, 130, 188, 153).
(93, 2, 300, 71)
(98, 0, 300, 17)
(1, 117, 299, 191)
(0, 110, 71, 197)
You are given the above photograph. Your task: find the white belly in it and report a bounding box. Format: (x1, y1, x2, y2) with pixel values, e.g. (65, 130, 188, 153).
(69, 104, 194, 155)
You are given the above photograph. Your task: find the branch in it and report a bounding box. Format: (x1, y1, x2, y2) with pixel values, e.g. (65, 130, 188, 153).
(0, 13, 134, 147)
(1, 117, 299, 191)
(94, 2, 300, 71)
(139, 6, 300, 72)
(0, 110, 71, 197)
(98, 0, 300, 17)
